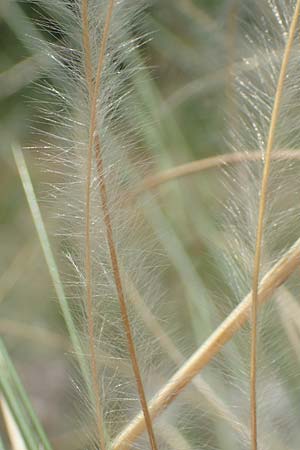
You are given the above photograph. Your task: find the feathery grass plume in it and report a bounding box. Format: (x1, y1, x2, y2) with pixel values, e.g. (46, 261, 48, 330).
(223, 0, 300, 448)
(25, 0, 300, 449)
(28, 0, 167, 448)
(249, 1, 300, 448)
(112, 1, 300, 449)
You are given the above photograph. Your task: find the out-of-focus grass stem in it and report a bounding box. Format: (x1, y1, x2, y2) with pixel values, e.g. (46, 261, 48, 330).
(12, 145, 89, 388)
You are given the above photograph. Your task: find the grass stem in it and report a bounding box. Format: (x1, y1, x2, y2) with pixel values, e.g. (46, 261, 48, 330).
(112, 235, 300, 449)
(250, 3, 300, 448)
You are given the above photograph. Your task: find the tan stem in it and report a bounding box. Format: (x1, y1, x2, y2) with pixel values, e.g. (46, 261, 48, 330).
(250, 4, 300, 449)
(136, 149, 300, 195)
(82, 1, 115, 449)
(82, 1, 157, 448)
(95, 137, 158, 450)
(112, 236, 300, 449)
(0, 395, 27, 450)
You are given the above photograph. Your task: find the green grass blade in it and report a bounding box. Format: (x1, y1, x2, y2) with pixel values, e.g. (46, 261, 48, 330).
(0, 342, 37, 450)
(0, 340, 51, 450)
(12, 145, 89, 387)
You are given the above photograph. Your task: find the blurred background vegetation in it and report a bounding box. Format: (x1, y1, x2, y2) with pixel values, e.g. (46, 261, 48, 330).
(0, 1, 242, 448)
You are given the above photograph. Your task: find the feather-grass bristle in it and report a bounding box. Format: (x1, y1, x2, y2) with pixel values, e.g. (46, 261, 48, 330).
(30, 0, 169, 448)
(29, 0, 300, 449)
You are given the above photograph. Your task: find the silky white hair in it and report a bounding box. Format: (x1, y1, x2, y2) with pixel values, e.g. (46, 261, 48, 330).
(32, 0, 300, 449)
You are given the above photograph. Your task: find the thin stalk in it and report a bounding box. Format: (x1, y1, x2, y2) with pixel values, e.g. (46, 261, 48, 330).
(112, 235, 300, 449)
(0, 388, 33, 450)
(1, 395, 27, 450)
(0, 346, 38, 450)
(12, 145, 89, 386)
(250, 3, 300, 449)
(82, 0, 158, 447)
(0, 340, 52, 450)
(83, 0, 115, 446)
(136, 149, 300, 194)
(94, 137, 158, 450)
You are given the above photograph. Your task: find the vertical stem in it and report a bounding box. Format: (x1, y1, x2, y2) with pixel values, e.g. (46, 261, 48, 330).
(82, 1, 158, 448)
(250, 3, 300, 449)
(81, 1, 114, 449)
(95, 136, 158, 450)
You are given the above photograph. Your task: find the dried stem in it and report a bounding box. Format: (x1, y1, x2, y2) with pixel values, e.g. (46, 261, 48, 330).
(95, 137, 158, 450)
(0, 395, 27, 450)
(112, 235, 300, 449)
(136, 149, 300, 195)
(82, 1, 115, 449)
(81, 0, 158, 447)
(250, 4, 300, 449)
